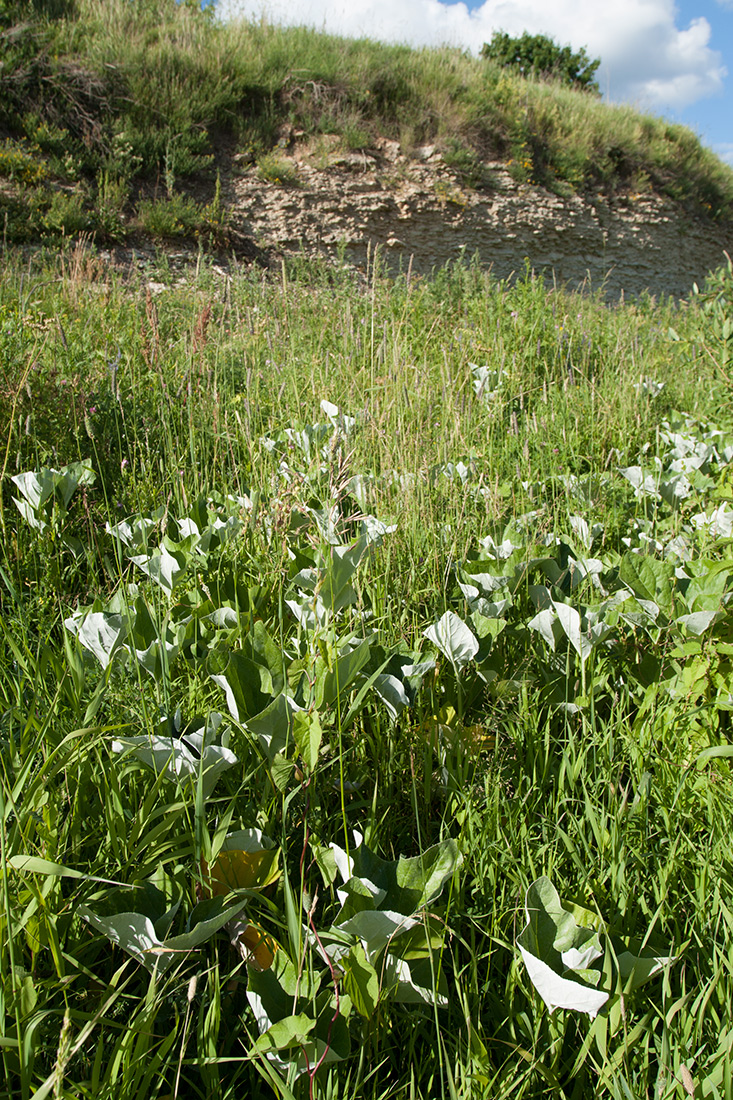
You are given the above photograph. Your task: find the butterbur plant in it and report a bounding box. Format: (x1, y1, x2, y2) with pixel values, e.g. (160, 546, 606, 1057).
(518, 876, 676, 1057)
(79, 888, 248, 976)
(518, 878, 611, 1017)
(424, 610, 479, 677)
(9, 460, 94, 555)
(246, 951, 351, 1079)
(470, 361, 507, 405)
(323, 832, 462, 1007)
(112, 709, 237, 802)
(242, 832, 462, 1080)
(423, 607, 506, 723)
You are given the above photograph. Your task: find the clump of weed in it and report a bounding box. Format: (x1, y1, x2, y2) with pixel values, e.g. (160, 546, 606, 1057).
(442, 140, 490, 188)
(197, 171, 229, 246)
(136, 191, 203, 238)
(256, 153, 299, 186)
(41, 187, 91, 236)
(93, 170, 128, 241)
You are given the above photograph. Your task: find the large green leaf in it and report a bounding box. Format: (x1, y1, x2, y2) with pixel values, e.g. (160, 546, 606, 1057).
(619, 553, 674, 620)
(129, 547, 187, 593)
(553, 602, 592, 663)
(676, 610, 720, 635)
(250, 620, 286, 695)
(517, 877, 608, 1017)
(245, 693, 301, 761)
(71, 611, 128, 670)
(381, 954, 449, 1006)
(293, 709, 322, 772)
(288, 531, 375, 629)
(617, 949, 676, 991)
(336, 909, 420, 956)
(79, 895, 246, 974)
(254, 1014, 316, 1053)
(371, 673, 410, 720)
(247, 953, 349, 1076)
(321, 535, 372, 609)
(12, 460, 94, 524)
(331, 836, 462, 916)
(211, 650, 273, 722)
(12, 469, 58, 513)
(527, 607, 563, 653)
(335, 876, 386, 917)
(106, 512, 161, 551)
(341, 943, 379, 1018)
(314, 639, 372, 708)
(424, 611, 478, 673)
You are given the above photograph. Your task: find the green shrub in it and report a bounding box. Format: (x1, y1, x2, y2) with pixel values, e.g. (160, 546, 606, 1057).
(366, 63, 416, 119)
(41, 187, 90, 235)
(0, 192, 42, 242)
(481, 31, 601, 93)
(198, 171, 229, 246)
(94, 170, 128, 240)
(341, 121, 372, 152)
(136, 191, 203, 237)
(0, 140, 48, 185)
(442, 140, 489, 188)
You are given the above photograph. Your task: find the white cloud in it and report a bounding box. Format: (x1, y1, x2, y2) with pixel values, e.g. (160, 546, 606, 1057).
(216, 0, 726, 111)
(713, 143, 733, 166)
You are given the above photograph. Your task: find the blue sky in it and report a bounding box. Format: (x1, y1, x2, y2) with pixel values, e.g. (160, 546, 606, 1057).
(216, 0, 733, 165)
(673, 0, 732, 163)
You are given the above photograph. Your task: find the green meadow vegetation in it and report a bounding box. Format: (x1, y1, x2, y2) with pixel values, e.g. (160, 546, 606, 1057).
(5, 2, 733, 1098)
(3, 238, 733, 1098)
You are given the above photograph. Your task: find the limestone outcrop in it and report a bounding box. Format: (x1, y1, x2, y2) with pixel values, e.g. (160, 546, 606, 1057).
(227, 135, 733, 299)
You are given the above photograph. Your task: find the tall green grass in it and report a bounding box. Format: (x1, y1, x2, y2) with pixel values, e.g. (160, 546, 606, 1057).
(2, 243, 733, 1097)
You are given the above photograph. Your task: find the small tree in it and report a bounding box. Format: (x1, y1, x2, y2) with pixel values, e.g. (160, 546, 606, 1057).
(481, 31, 601, 94)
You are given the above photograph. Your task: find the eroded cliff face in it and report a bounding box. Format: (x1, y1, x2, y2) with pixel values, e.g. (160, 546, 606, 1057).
(227, 135, 733, 299)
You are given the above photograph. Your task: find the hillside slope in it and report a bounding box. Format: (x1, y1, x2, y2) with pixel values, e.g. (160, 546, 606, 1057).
(2, 0, 733, 296)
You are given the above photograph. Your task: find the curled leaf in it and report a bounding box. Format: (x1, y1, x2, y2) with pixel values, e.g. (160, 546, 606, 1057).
(517, 877, 608, 1018)
(228, 918, 277, 970)
(112, 712, 236, 801)
(424, 611, 478, 673)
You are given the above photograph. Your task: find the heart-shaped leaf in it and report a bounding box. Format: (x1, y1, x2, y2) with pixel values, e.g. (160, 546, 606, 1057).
(424, 611, 478, 673)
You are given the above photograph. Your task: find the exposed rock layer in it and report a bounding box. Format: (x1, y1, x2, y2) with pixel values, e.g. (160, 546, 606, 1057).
(228, 137, 733, 299)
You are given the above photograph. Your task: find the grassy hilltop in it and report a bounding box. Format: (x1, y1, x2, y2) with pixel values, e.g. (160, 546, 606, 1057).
(2, 0, 733, 248)
(5, 4, 733, 1100)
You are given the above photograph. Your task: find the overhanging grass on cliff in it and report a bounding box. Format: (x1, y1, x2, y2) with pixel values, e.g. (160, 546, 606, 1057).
(2, 0, 733, 246)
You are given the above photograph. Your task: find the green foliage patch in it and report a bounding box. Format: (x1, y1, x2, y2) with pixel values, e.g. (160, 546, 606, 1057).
(2, 246, 733, 1097)
(481, 31, 601, 93)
